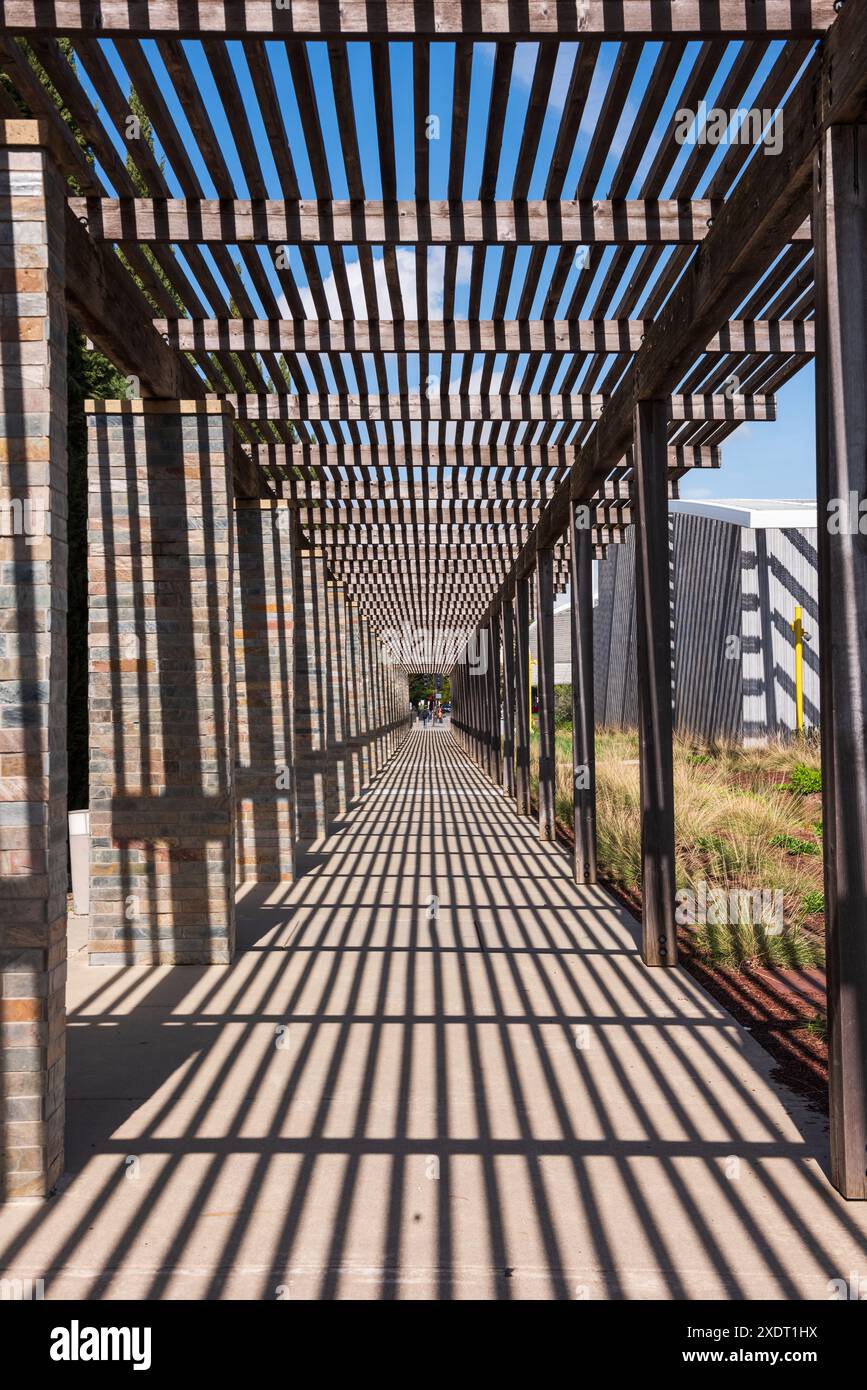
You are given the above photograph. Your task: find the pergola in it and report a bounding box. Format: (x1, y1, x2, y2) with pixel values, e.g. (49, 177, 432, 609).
(1, 0, 866, 1206)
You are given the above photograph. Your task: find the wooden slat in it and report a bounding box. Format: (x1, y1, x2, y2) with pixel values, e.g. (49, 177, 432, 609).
(71, 195, 813, 246)
(0, 1, 835, 39)
(214, 392, 775, 422)
(156, 317, 815, 356)
(253, 442, 721, 472)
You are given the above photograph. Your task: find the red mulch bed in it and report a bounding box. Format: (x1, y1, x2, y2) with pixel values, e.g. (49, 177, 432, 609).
(550, 814, 829, 1115)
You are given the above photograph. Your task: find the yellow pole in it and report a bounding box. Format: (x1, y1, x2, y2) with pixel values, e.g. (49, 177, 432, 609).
(792, 605, 804, 734)
(529, 654, 535, 734)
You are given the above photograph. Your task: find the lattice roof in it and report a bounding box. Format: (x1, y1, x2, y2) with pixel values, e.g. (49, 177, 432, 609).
(0, 1, 834, 668)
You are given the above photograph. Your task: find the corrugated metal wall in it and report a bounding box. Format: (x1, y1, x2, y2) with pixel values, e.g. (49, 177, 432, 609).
(594, 525, 638, 726)
(672, 512, 742, 741)
(593, 517, 821, 743)
(741, 526, 820, 742)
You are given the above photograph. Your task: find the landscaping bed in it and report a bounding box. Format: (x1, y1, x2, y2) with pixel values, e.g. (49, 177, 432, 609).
(529, 723, 829, 1112)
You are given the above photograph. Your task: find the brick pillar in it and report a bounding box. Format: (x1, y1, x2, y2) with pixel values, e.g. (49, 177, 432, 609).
(87, 400, 236, 966)
(0, 121, 67, 1199)
(234, 501, 294, 883)
(293, 542, 337, 844)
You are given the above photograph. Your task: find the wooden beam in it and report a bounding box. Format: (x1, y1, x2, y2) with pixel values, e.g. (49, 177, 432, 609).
(709, 319, 815, 356)
(293, 500, 545, 520)
(569, 502, 597, 886)
(157, 316, 816, 357)
(1, 1, 835, 39)
(293, 499, 652, 526)
(322, 524, 620, 543)
(63, 207, 190, 399)
(279, 478, 675, 503)
(312, 545, 537, 557)
(814, 122, 867, 1202)
(317, 536, 616, 556)
(63, 204, 265, 499)
(71, 195, 813, 247)
(281, 480, 558, 502)
(634, 400, 677, 969)
(328, 557, 569, 574)
(257, 442, 721, 472)
(515, 573, 532, 819)
(217, 392, 775, 422)
(502, 598, 516, 801)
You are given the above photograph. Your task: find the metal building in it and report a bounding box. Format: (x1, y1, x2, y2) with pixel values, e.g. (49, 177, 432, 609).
(594, 501, 820, 744)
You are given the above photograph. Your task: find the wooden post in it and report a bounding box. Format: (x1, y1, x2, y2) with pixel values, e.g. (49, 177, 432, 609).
(475, 633, 480, 767)
(453, 665, 460, 744)
(814, 124, 867, 1200)
(569, 500, 598, 884)
(475, 630, 484, 766)
(502, 597, 516, 798)
(515, 572, 532, 816)
(536, 545, 556, 841)
(477, 625, 491, 778)
(453, 664, 460, 745)
(489, 605, 502, 786)
(463, 657, 471, 753)
(634, 399, 677, 967)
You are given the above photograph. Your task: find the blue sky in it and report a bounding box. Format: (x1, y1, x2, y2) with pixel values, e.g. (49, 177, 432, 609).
(74, 36, 815, 496)
(681, 365, 816, 503)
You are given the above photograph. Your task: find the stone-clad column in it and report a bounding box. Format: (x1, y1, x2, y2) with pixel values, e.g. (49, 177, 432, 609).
(234, 500, 294, 883)
(87, 399, 236, 966)
(0, 121, 67, 1198)
(293, 540, 337, 844)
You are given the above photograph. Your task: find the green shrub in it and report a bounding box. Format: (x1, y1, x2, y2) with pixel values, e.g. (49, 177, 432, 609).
(787, 763, 823, 795)
(769, 833, 821, 856)
(694, 920, 823, 970)
(804, 1013, 827, 1042)
(801, 890, 825, 916)
(553, 684, 572, 728)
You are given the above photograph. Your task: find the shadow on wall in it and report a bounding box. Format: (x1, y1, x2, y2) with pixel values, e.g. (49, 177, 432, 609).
(594, 515, 820, 744)
(87, 402, 236, 969)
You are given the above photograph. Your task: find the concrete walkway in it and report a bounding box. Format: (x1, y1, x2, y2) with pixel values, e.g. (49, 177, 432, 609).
(2, 729, 866, 1299)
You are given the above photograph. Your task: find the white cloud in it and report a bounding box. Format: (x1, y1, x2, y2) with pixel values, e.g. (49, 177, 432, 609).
(285, 245, 475, 323)
(508, 42, 580, 117)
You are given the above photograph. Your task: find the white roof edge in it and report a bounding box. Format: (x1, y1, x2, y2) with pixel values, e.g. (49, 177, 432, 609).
(669, 498, 817, 529)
